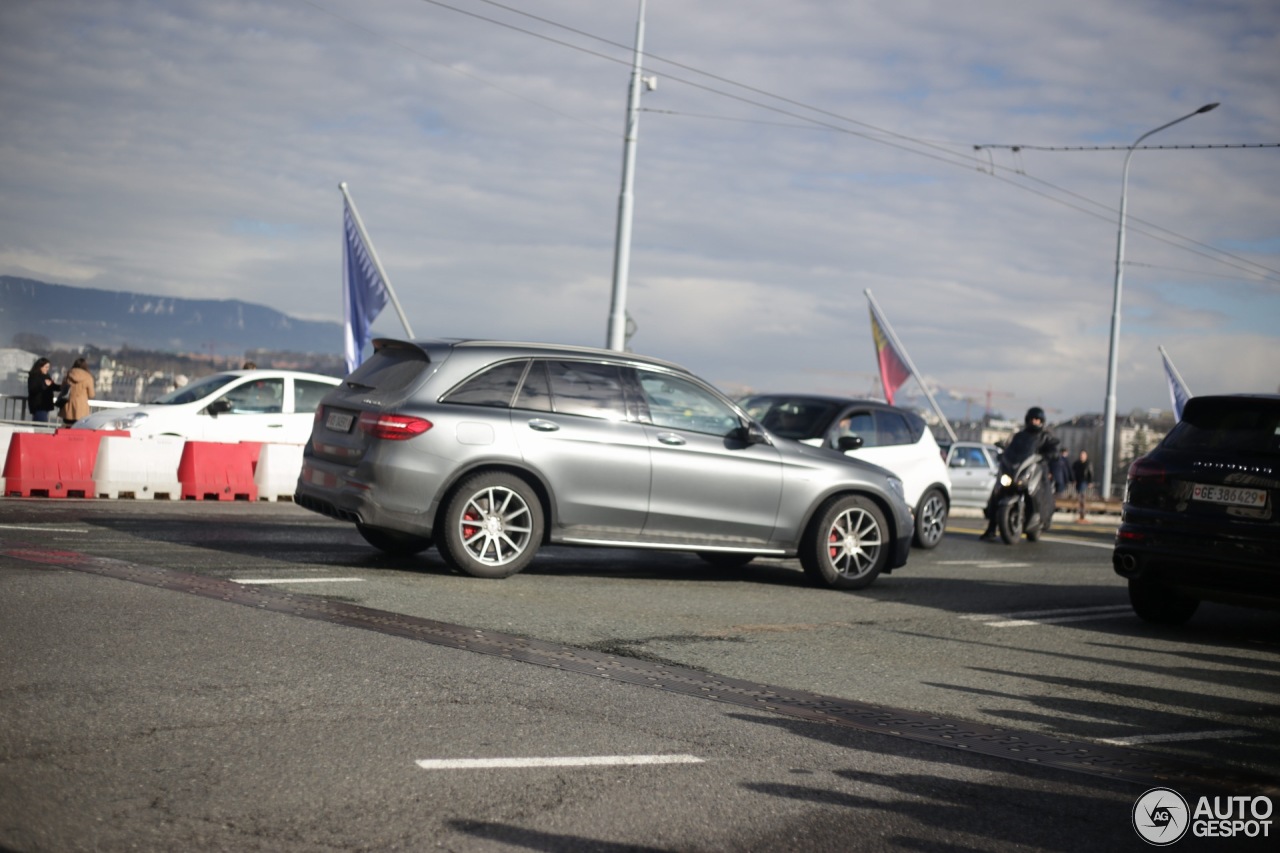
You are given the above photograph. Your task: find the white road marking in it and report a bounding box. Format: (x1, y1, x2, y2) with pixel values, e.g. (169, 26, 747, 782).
(963, 604, 1133, 627)
(985, 612, 1134, 627)
(1098, 729, 1256, 746)
(415, 755, 705, 770)
(0, 525, 89, 533)
(233, 577, 365, 585)
(937, 560, 1033, 568)
(1039, 535, 1114, 550)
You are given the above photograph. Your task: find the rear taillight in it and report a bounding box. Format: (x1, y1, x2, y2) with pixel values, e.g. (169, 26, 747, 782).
(358, 411, 432, 440)
(1127, 455, 1166, 485)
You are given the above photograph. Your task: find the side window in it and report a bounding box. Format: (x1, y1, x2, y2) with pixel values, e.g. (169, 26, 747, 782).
(221, 378, 284, 414)
(637, 371, 740, 436)
(840, 411, 876, 447)
(545, 361, 628, 420)
(294, 379, 334, 414)
(513, 360, 553, 413)
(875, 411, 913, 446)
(442, 360, 528, 408)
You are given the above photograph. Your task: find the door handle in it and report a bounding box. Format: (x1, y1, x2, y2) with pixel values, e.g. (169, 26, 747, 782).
(655, 432, 686, 446)
(527, 419, 560, 432)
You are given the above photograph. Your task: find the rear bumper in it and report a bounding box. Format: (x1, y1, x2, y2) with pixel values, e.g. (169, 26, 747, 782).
(294, 458, 439, 538)
(1112, 518, 1280, 610)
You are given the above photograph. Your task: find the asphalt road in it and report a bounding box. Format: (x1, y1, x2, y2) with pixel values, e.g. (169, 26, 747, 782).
(2, 499, 1277, 852)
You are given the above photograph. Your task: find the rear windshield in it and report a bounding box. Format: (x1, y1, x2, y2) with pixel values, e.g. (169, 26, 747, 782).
(1163, 400, 1280, 456)
(346, 343, 430, 392)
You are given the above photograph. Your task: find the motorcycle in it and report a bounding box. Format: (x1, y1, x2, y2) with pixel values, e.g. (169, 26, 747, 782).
(992, 451, 1054, 544)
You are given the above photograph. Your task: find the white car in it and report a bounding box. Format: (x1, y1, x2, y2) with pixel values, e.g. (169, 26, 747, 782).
(739, 394, 952, 549)
(74, 369, 341, 444)
(943, 442, 1002, 508)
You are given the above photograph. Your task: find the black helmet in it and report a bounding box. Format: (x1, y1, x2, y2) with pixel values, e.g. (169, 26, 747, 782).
(1025, 406, 1046, 428)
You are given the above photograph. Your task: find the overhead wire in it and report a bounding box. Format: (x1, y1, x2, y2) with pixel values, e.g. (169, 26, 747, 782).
(375, 0, 1278, 285)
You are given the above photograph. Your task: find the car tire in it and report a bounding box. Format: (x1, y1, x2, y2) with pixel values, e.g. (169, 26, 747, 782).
(438, 472, 544, 579)
(799, 495, 889, 590)
(912, 487, 948, 549)
(697, 552, 756, 568)
(357, 524, 433, 556)
(997, 499, 1023, 545)
(1128, 577, 1199, 625)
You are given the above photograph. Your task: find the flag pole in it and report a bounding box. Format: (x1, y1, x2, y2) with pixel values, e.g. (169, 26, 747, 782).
(339, 182, 414, 339)
(864, 289, 957, 444)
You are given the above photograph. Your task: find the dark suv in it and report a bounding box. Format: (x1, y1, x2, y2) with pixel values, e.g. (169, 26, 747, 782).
(295, 339, 914, 589)
(1113, 394, 1280, 624)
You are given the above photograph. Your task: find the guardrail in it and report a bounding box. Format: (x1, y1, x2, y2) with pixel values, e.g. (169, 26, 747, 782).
(1, 394, 138, 421)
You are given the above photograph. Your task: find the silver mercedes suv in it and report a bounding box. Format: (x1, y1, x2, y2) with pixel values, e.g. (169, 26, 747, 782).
(295, 339, 914, 589)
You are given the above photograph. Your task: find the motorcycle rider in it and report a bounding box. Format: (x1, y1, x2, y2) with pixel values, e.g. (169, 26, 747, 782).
(980, 406, 1061, 541)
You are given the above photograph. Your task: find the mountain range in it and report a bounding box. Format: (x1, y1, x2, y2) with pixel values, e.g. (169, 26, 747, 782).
(0, 276, 342, 356)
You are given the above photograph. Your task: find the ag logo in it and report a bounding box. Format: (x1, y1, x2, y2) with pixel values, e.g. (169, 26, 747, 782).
(1133, 787, 1190, 845)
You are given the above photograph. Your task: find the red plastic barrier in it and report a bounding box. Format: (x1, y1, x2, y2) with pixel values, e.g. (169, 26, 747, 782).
(178, 442, 259, 501)
(3, 430, 126, 498)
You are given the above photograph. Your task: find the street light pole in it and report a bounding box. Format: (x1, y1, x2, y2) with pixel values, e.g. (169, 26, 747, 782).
(606, 0, 647, 352)
(1100, 102, 1218, 499)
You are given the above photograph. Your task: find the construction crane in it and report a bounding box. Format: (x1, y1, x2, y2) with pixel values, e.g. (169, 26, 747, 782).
(944, 384, 1015, 420)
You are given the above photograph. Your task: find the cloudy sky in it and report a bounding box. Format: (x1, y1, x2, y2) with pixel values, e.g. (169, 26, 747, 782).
(2, 0, 1277, 419)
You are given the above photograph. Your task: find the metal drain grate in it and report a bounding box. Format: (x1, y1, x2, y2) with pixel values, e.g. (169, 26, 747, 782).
(5, 546, 1268, 792)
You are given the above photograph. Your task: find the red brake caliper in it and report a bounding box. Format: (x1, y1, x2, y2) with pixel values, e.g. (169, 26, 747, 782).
(463, 511, 480, 539)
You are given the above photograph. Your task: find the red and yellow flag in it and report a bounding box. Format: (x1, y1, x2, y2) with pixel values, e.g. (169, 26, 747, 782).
(869, 304, 912, 405)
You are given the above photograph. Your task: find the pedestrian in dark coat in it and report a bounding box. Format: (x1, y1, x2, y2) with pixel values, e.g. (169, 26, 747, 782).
(26, 357, 58, 423)
(1051, 449, 1071, 494)
(1071, 450, 1094, 522)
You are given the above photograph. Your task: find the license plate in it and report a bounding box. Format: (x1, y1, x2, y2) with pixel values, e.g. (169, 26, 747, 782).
(1191, 483, 1267, 508)
(325, 410, 355, 433)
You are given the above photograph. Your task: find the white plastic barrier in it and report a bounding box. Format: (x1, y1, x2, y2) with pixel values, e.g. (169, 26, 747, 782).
(93, 435, 184, 500)
(254, 443, 304, 502)
(0, 424, 37, 495)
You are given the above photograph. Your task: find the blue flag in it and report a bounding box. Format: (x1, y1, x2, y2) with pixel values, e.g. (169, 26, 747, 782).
(1160, 346, 1192, 421)
(343, 197, 390, 374)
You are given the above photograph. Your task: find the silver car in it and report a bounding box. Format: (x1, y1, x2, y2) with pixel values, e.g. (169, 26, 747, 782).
(944, 441, 1002, 508)
(295, 339, 914, 590)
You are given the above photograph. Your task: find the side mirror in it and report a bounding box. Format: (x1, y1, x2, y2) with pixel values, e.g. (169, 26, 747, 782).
(836, 435, 863, 452)
(950, 457, 967, 468)
(731, 422, 771, 446)
(206, 399, 231, 417)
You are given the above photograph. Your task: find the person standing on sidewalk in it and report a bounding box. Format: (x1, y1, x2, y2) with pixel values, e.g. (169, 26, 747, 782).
(1071, 450, 1094, 522)
(26, 357, 59, 423)
(58, 357, 95, 427)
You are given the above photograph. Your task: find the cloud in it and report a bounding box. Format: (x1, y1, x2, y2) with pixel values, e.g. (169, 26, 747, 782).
(0, 0, 1276, 417)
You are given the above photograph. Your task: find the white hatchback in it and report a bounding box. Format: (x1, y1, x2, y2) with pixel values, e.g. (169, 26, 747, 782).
(739, 394, 952, 549)
(74, 369, 340, 444)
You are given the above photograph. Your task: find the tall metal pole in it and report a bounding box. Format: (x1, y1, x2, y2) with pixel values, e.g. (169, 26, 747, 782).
(606, 0, 647, 351)
(1100, 103, 1218, 499)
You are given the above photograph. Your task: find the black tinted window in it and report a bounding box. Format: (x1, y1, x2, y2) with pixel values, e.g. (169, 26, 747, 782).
(443, 360, 528, 408)
(838, 411, 876, 447)
(875, 411, 914, 446)
(347, 343, 429, 392)
(514, 360, 553, 412)
(546, 361, 627, 420)
(1165, 400, 1280, 456)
